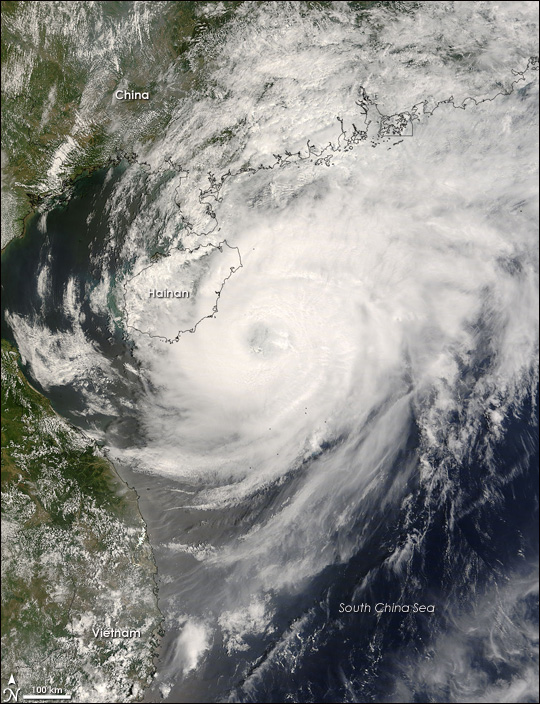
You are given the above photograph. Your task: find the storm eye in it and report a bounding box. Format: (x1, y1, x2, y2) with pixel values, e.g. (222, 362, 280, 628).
(246, 323, 293, 357)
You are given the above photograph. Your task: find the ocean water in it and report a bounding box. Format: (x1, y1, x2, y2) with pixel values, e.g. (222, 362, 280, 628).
(2, 3, 539, 702)
(3, 123, 538, 704)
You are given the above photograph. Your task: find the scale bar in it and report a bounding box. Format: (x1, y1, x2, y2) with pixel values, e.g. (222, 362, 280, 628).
(22, 696, 71, 701)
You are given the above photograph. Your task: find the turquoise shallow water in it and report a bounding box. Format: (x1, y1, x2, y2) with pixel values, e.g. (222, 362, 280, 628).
(2, 157, 538, 704)
(1, 163, 142, 434)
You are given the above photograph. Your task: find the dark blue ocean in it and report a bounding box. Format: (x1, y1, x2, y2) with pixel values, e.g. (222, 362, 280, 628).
(2, 165, 538, 703)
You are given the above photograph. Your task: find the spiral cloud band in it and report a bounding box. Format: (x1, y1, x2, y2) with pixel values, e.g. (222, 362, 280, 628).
(5, 3, 539, 702)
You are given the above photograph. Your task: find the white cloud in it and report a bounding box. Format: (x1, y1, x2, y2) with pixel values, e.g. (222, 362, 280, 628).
(173, 620, 211, 676)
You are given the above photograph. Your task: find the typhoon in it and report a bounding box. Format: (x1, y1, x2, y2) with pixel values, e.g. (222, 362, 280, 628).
(3, 2, 539, 703)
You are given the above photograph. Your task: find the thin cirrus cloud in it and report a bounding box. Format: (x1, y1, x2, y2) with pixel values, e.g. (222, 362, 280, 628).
(5, 2, 538, 701)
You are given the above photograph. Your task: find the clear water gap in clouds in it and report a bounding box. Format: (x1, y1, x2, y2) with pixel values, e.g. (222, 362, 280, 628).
(5, 2, 538, 702)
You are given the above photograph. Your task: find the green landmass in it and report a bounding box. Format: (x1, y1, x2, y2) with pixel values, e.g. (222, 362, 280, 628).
(0, 0, 247, 246)
(0, 0, 379, 247)
(0, 4, 382, 699)
(1, 340, 162, 701)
